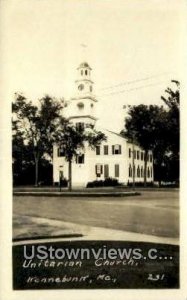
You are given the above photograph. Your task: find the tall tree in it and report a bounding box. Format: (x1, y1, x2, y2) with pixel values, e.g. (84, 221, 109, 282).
(55, 121, 106, 191)
(121, 104, 168, 186)
(121, 80, 180, 186)
(161, 80, 179, 156)
(12, 94, 64, 186)
(161, 80, 180, 183)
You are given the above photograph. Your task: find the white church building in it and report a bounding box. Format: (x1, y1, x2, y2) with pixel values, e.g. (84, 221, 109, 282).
(53, 62, 154, 187)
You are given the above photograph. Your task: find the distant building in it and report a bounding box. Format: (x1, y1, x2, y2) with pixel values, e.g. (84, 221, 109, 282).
(53, 62, 154, 187)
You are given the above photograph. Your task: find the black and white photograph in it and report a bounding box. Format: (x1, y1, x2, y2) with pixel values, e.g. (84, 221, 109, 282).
(0, 0, 186, 299)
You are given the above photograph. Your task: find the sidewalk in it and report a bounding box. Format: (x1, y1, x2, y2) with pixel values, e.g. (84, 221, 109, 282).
(13, 214, 178, 246)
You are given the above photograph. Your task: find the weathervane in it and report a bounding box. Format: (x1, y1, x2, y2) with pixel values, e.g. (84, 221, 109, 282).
(80, 43, 88, 61)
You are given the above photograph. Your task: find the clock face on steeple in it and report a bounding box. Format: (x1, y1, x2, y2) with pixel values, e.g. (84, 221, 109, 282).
(78, 84, 84, 91)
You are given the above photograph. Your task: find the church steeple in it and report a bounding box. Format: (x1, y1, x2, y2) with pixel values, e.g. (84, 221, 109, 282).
(76, 62, 93, 95)
(68, 62, 98, 127)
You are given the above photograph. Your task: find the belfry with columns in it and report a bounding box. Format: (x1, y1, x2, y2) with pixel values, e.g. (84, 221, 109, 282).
(67, 62, 97, 127)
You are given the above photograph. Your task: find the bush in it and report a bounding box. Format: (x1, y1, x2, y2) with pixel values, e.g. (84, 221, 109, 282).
(104, 177, 119, 186)
(86, 177, 119, 188)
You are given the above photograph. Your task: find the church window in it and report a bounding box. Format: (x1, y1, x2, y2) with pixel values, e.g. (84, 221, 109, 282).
(115, 164, 120, 177)
(90, 85, 93, 92)
(112, 144, 121, 155)
(96, 146, 100, 155)
(85, 70, 88, 75)
(134, 150, 136, 159)
(129, 148, 131, 158)
(150, 167, 153, 177)
(76, 154, 84, 164)
(58, 147, 65, 157)
(147, 167, 150, 178)
(129, 164, 132, 177)
(104, 164, 109, 178)
(137, 151, 140, 160)
(150, 154, 153, 162)
(77, 102, 84, 109)
(95, 164, 103, 177)
(78, 84, 84, 91)
(137, 166, 140, 177)
(104, 145, 108, 155)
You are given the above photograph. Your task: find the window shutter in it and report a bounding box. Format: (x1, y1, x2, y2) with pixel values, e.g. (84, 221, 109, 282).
(95, 165, 97, 175)
(104, 145, 108, 155)
(96, 164, 103, 174)
(115, 164, 119, 177)
(119, 145, 121, 154)
(96, 146, 100, 155)
(101, 165, 103, 174)
(104, 164, 109, 178)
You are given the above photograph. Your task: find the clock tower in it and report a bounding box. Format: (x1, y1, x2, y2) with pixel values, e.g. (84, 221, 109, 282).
(68, 62, 98, 127)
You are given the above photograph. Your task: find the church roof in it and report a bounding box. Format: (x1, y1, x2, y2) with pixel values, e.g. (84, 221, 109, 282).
(106, 129, 127, 140)
(95, 127, 127, 141)
(78, 62, 92, 69)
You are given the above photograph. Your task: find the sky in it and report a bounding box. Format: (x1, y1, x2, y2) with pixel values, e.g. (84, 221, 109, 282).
(0, 0, 185, 132)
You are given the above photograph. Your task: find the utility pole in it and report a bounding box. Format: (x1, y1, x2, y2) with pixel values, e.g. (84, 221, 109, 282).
(59, 165, 63, 192)
(132, 132, 135, 190)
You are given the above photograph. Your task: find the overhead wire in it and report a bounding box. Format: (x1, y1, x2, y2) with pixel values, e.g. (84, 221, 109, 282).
(98, 72, 172, 91)
(96, 80, 170, 98)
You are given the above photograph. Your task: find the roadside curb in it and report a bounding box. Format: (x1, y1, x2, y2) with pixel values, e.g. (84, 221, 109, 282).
(13, 191, 141, 197)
